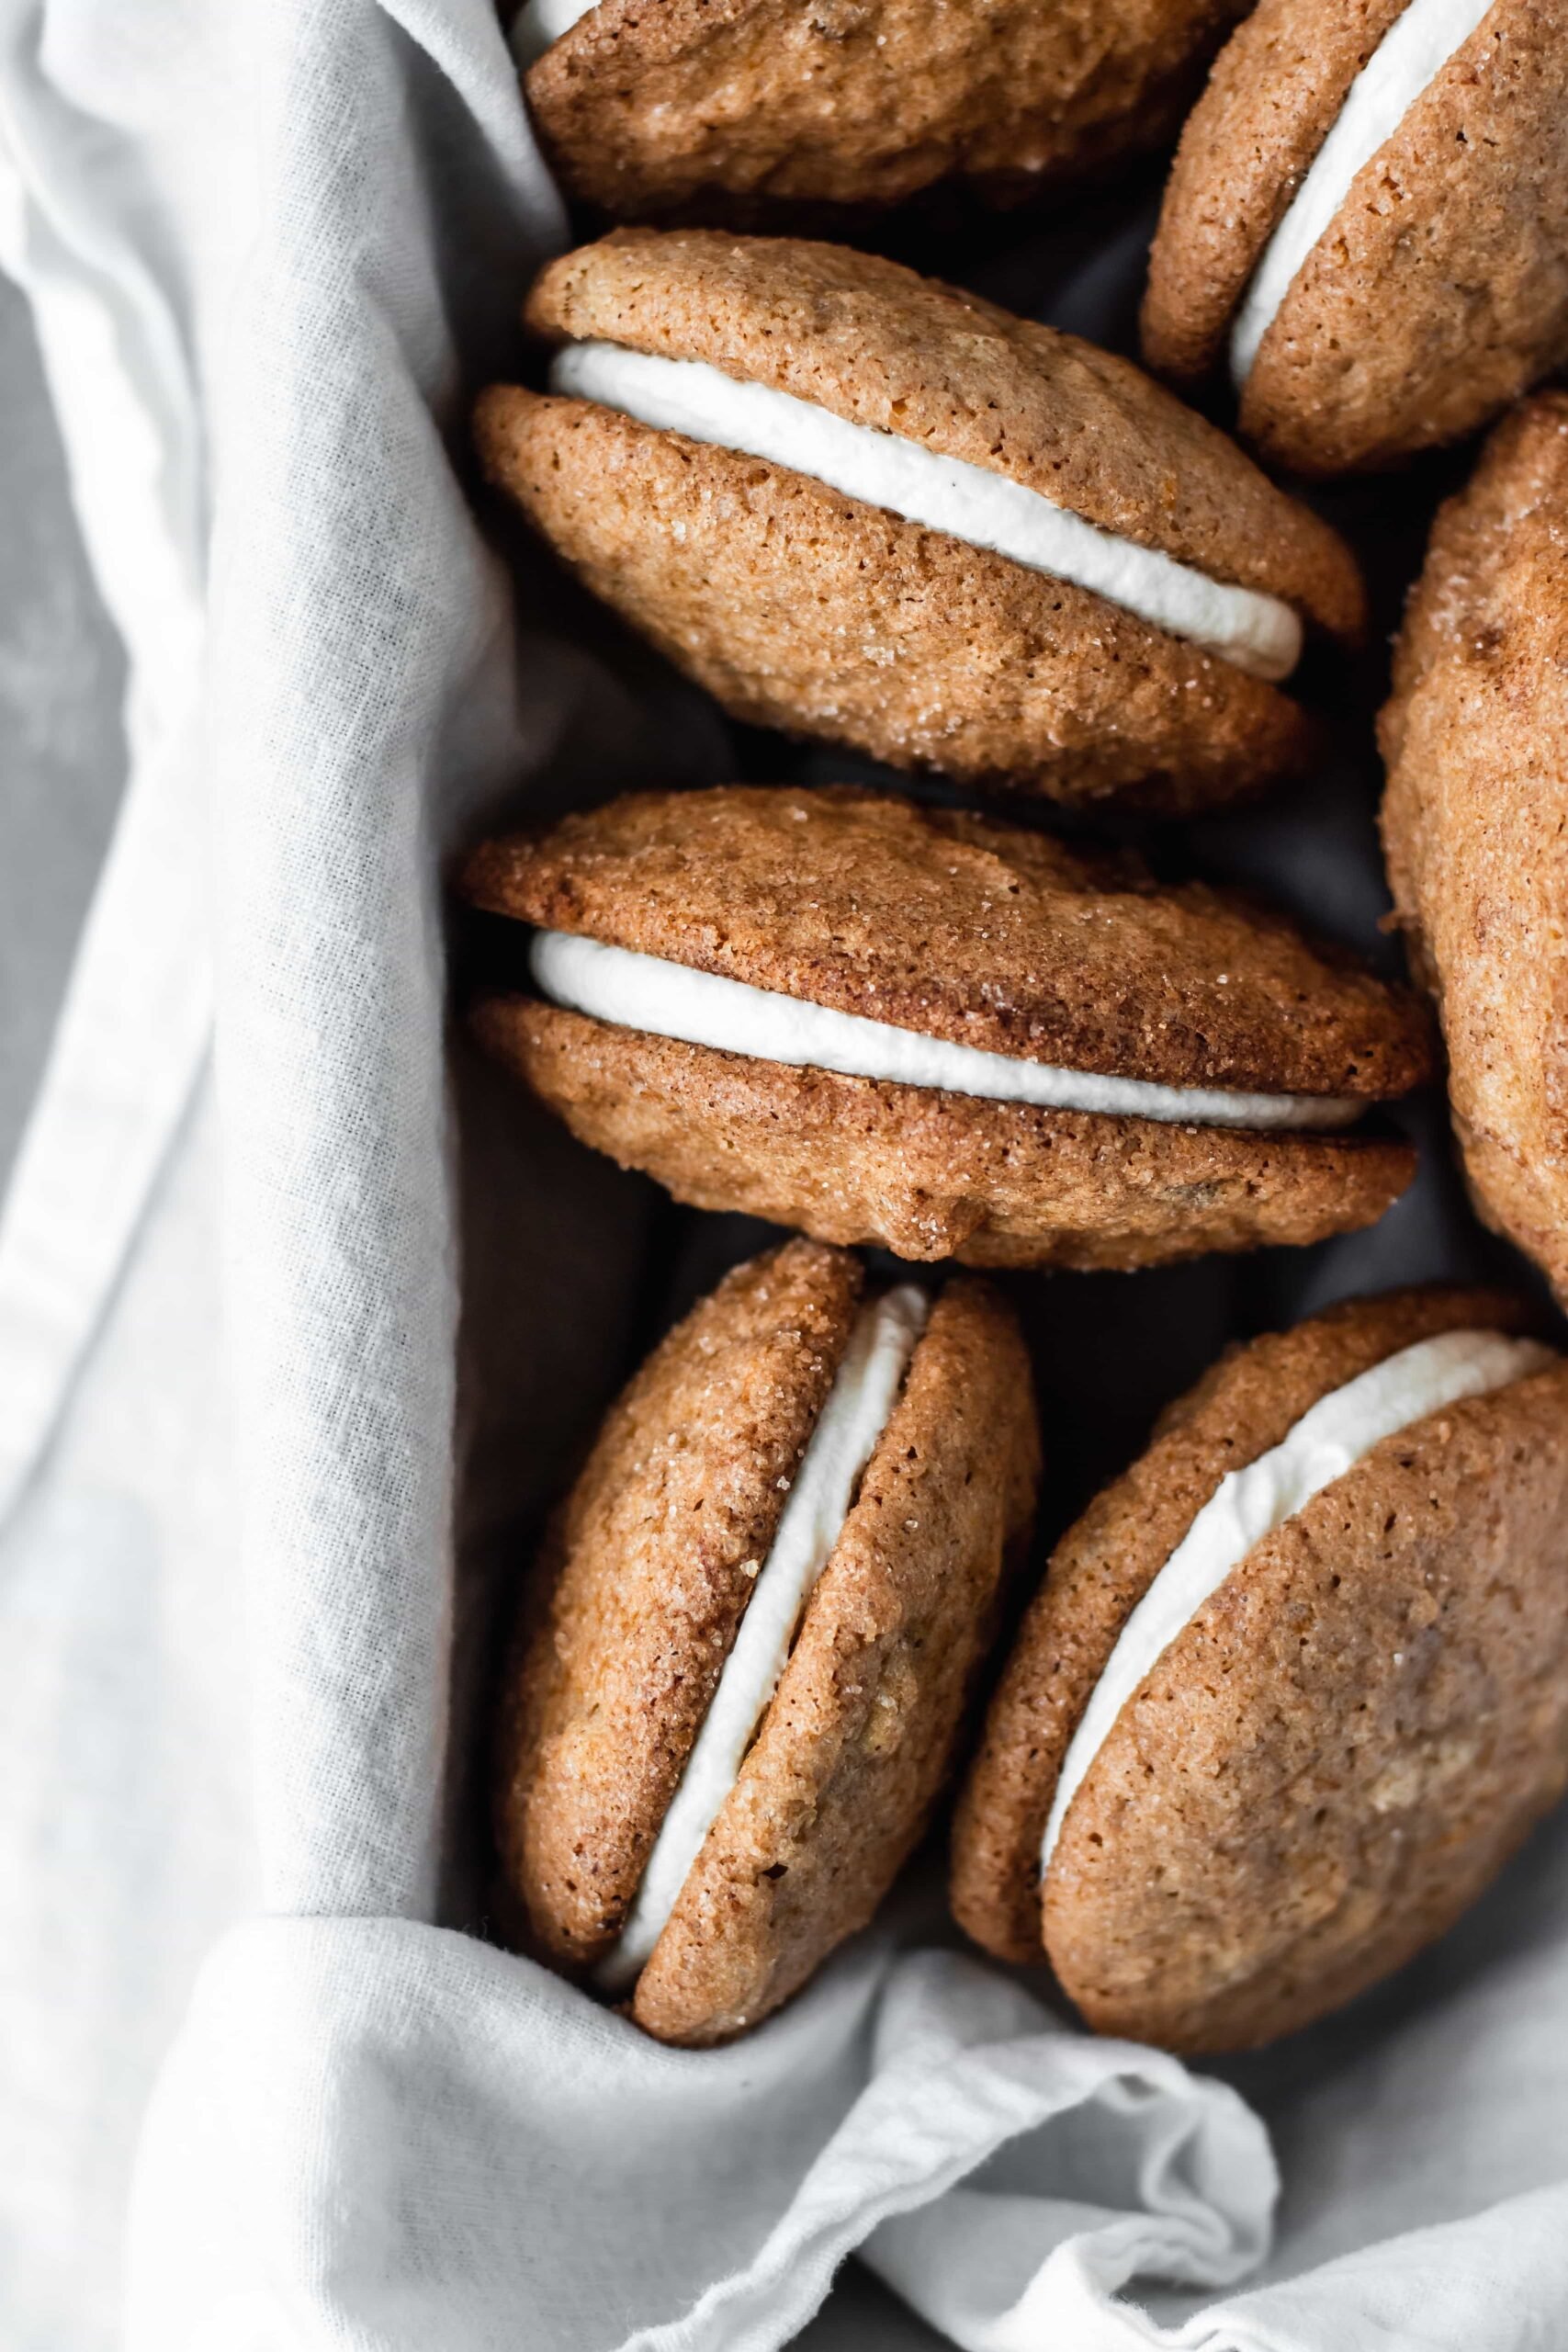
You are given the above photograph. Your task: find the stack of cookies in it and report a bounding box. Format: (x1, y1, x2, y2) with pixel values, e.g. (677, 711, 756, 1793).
(461, 0, 1568, 2051)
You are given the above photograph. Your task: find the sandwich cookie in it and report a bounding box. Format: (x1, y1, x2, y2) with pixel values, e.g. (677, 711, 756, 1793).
(477, 231, 1365, 811)
(1143, 0, 1568, 476)
(511, 0, 1248, 222)
(494, 1238, 1039, 2044)
(951, 1286, 1568, 2051)
(1381, 394, 1568, 1306)
(462, 786, 1433, 1271)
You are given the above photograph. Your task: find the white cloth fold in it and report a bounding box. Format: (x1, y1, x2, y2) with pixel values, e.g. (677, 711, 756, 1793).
(3, 2, 1568, 2348)
(0, 0, 210, 1524)
(127, 1925, 1275, 2352)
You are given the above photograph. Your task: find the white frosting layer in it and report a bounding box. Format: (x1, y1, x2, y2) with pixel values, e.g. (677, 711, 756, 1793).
(1230, 0, 1496, 387)
(549, 339, 1303, 683)
(531, 929, 1361, 1134)
(511, 0, 594, 68)
(1040, 1327, 1556, 1873)
(596, 1284, 929, 1993)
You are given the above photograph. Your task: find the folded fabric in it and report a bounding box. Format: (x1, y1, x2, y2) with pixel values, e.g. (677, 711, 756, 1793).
(2, 0, 1567, 2347)
(128, 1922, 1273, 2352)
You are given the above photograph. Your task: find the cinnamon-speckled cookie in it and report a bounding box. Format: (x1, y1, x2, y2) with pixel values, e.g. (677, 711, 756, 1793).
(495, 1237, 1039, 2044)
(478, 231, 1365, 811)
(1143, 0, 1568, 476)
(513, 0, 1247, 221)
(952, 1285, 1568, 2051)
(462, 785, 1431, 1271)
(1381, 394, 1568, 1306)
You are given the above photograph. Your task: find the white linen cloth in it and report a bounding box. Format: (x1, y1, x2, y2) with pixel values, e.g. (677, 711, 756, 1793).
(4, 2, 1568, 2347)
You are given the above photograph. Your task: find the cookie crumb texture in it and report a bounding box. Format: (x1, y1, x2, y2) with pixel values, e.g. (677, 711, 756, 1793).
(1044, 1362, 1568, 2050)
(951, 1285, 1527, 1963)
(522, 232, 1360, 639)
(1143, 0, 1413, 386)
(478, 998, 1416, 1270)
(495, 1238, 862, 1968)
(1145, 0, 1568, 474)
(1381, 394, 1568, 1305)
(479, 389, 1303, 810)
(525, 0, 1247, 219)
(479, 231, 1364, 806)
(633, 1277, 1039, 2045)
(465, 787, 1431, 1100)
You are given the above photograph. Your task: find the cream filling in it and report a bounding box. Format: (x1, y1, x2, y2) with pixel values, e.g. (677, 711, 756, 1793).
(1040, 1328, 1556, 1875)
(596, 1283, 929, 1994)
(511, 0, 594, 68)
(548, 339, 1303, 683)
(531, 929, 1361, 1134)
(1230, 0, 1496, 388)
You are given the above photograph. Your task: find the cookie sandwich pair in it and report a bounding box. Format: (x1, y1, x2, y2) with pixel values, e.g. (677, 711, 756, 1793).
(1145, 0, 1568, 474)
(513, 0, 1246, 222)
(1382, 393, 1568, 1307)
(477, 230, 1366, 810)
(494, 1238, 1038, 2044)
(463, 785, 1431, 1272)
(954, 1285, 1568, 2050)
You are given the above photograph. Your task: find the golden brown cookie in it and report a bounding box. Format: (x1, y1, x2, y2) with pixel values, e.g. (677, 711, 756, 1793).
(1381, 394, 1568, 1306)
(951, 1285, 1568, 2051)
(516, 0, 1248, 221)
(479, 231, 1365, 811)
(495, 1237, 1040, 2044)
(462, 785, 1430, 1272)
(1142, 0, 1568, 476)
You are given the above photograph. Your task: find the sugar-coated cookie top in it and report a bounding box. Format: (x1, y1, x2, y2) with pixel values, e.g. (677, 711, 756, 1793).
(1043, 1337, 1568, 2049)
(1144, 0, 1568, 473)
(525, 231, 1365, 640)
(1381, 393, 1568, 1305)
(1144, 0, 1413, 384)
(521, 0, 1248, 218)
(951, 1283, 1534, 1966)
(495, 1238, 863, 1969)
(463, 786, 1433, 1100)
